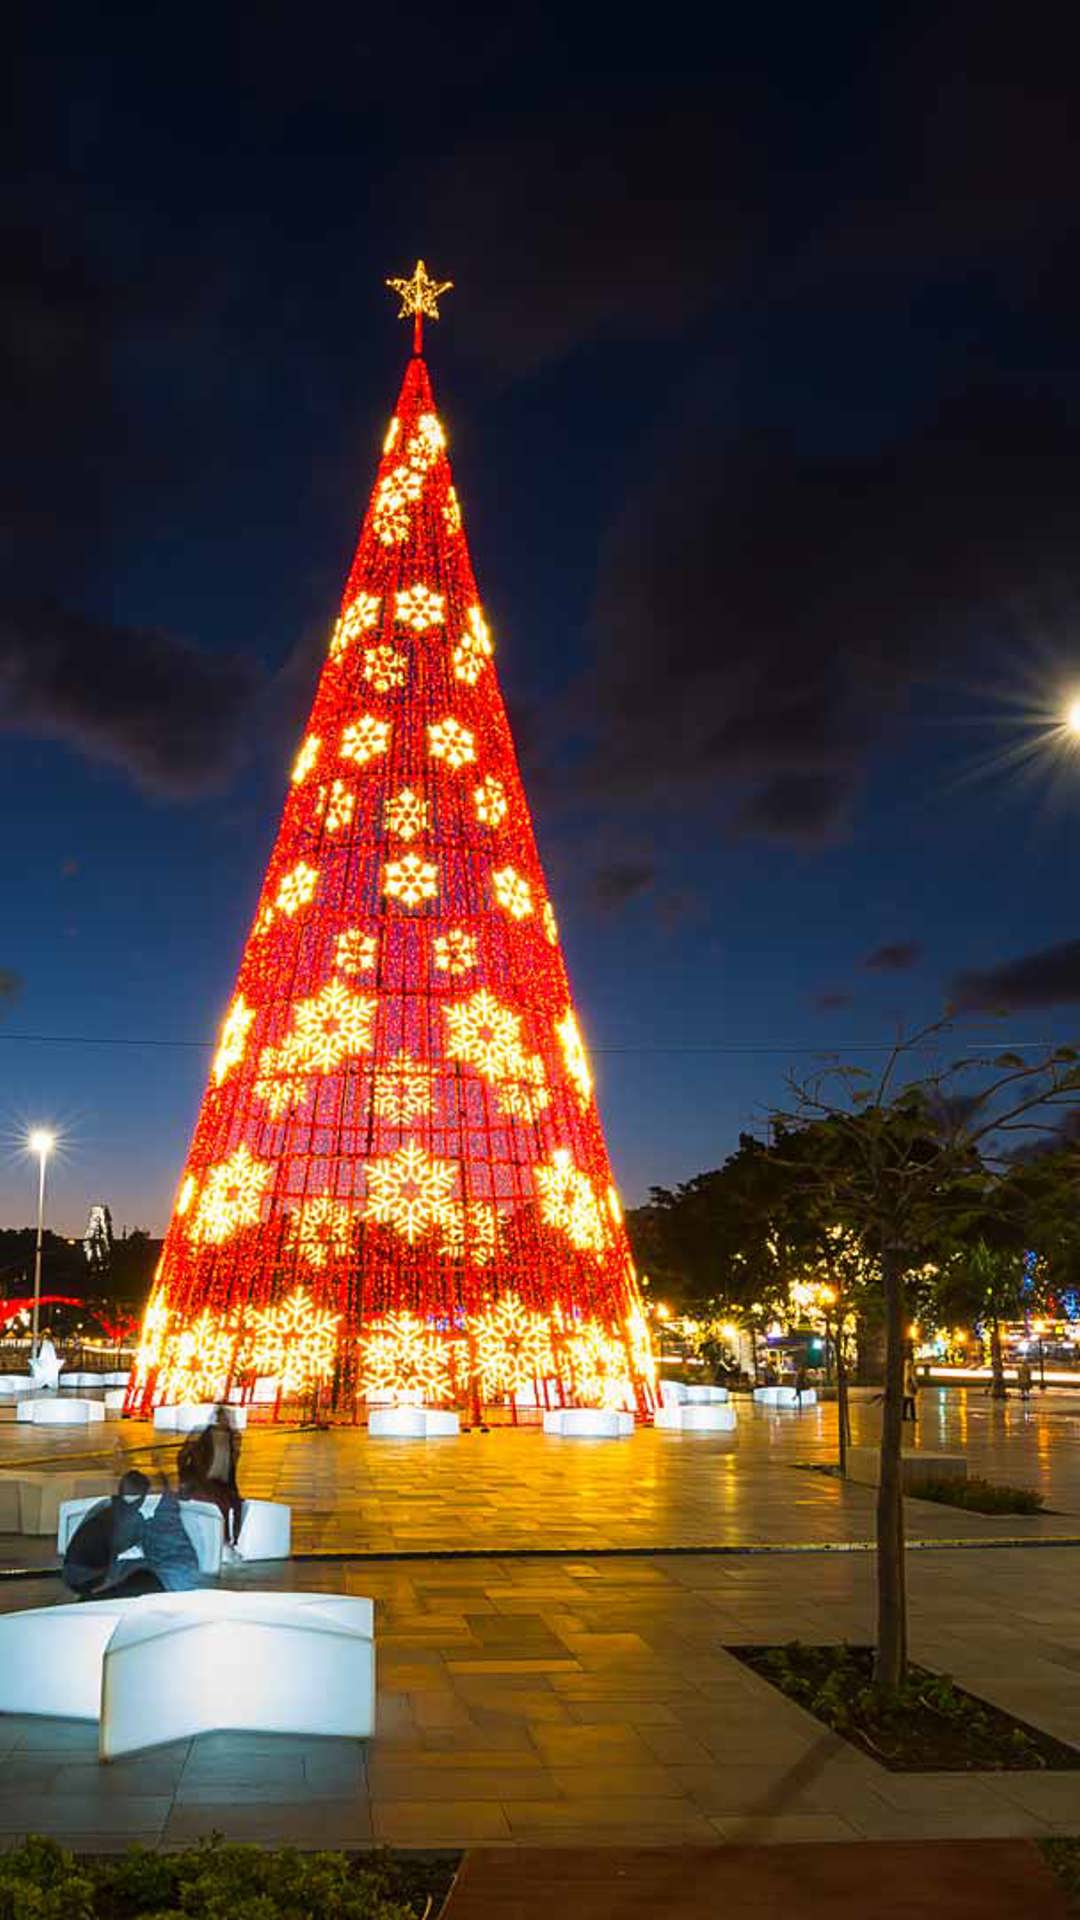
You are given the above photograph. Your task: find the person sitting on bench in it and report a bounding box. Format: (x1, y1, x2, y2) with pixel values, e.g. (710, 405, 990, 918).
(61, 1469, 150, 1599)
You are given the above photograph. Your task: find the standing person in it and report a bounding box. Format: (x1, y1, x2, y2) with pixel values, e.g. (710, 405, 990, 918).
(794, 1364, 809, 1410)
(902, 1354, 918, 1423)
(61, 1469, 150, 1598)
(179, 1405, 243, 1556)
(1017, 1358, 1033, 1405)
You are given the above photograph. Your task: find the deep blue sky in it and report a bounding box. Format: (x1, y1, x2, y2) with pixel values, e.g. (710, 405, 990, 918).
(3, 1, 1080, 1233)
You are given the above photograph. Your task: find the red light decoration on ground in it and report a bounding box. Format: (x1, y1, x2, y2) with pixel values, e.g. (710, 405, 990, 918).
(127, 265, 656, 1419)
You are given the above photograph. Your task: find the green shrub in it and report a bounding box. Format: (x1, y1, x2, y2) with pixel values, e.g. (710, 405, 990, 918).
(914, 1475, 1045, 1514)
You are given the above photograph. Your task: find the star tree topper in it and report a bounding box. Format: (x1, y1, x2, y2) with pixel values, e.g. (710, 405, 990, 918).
(386, 259, 453, 352)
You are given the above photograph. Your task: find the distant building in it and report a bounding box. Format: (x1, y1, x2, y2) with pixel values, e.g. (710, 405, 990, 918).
(83, 1204, 114, 1271)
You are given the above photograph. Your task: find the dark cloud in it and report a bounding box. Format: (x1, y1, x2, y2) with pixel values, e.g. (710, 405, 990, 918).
(0, 970, 21, 1005)
(589, 860, 656, 910)
(865, 942, 922, 972)
(0, 605, 261, 797)
(815, 991, 853, 1013)
(578, 383, 1080, 843)
(951, 940, 1080, 1013)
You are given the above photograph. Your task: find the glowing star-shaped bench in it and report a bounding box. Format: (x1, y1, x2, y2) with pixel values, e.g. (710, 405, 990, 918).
(17, 1397, 106, 1426)
(153, 1404, 249, 1434)
(542, 1408, 634, 1438)
(753, 1385, 818, 1409)
(658, 1380, 730, 1408)
(0, 1590, 375, 1760)
(654, 1401, 737, 1432)
(367, 1407, 460, 1438)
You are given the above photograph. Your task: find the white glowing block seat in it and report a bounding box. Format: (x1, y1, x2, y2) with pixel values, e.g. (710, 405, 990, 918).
(542, 1408, 634, 1438)
(153, 1404, 248, 1433)
(103, 1389, 126, 1415)
(101, 1588, 375, 1759)
(686, 1384, 729, 1404)
(101, 1372, 131, 1388)
(654, 1401, 737, 1431)
(0, 1376, 37, 1396)
(58, 1494, 224, 1575)
(0, 1471, 114, 1536)
(235, 1498, 292, 1560)
(753, 1385, 817, 1408)
(0, 1593, 142, 1719)
(17, 1397, 106, 1426)
(368, 1406, 460, 1438)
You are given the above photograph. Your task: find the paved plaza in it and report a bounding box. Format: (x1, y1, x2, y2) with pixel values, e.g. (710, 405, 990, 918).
(0, 1389, 1077, 1852)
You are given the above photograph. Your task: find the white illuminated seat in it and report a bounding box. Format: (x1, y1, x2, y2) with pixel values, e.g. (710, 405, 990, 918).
(103, 1389, 127, 1414)
(153, 1404, 248, 1433)
(235, 1498, 292, 1560)
(654, 1402, 737, 1431)
(753, 1385, 817, 1408)
(0, 1376, 37, 1395)
(0, 1471, 114, 1536)
(0, 1594, 145, 1719)
(57, 1494, 224, 1574)
(101, 1589, 375, 1759)
(17, 1397, 106, 1426)
(101, 1372, 131, 1388)
(368, 1406, 460, 1438)
(684, 1384, 729, 1404)
(542, 1408, 634, 1437)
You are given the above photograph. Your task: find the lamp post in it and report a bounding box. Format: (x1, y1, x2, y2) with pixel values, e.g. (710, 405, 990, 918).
(27, 1130, 54, 1361)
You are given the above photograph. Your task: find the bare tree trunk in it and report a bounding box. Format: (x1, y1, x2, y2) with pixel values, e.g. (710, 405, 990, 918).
(874, 1245, 907, 1692)
(836, 1312, 852, 1478)
(990, 1316, 1007, 1399)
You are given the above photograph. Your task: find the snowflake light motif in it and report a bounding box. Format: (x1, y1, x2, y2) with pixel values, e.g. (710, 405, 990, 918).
(192, 1144, 271, 1246)
(254, 1044, 310, 1118)
(340, 716, 390, 766)
(363, 644, 407, 692)
(534, 1149, 606, 1254)
(395, 584, 445, 631)
(247, 1287, 341, 1395)
(292, 735, 320, 784)
(373, 1053, 434, 1125)
(360, 1311, 452, 1401)
(437, 1201, 498, 1266)
(444, 988, 527, 1085)
(213, 996, 255, 1086)
(473, 774, 507, 827)
(625, 1303, 657, 1394)
(453, 606, 494, 685)
(283, 1196, 356, 1271)
(384, 853, 439, 907)
(492, 866, 533, 919)
(275, 862, 318, 918)
(373, 465, 422, 545)
(290, 981, 377, 1075)
(156, 1306, 241, 1405)
(496, 1053, 551, 1122)
(542, 899, 558, 945)
(443, 487, 462, 535)
(329, 594, 381, 660)
(564, 1319, 635, 1410)
(408, 413, 446, 469)
(428, 717, 476, 770)
(334, 929, 377, 977)
(472, 1293, 555, 1398)
(557, 1008, 592, 1107)
(384, 787, 430, 841)
(364, 1143, 458, 1244)
(323, 779, 355, 833)
(433, 928, 477, 974)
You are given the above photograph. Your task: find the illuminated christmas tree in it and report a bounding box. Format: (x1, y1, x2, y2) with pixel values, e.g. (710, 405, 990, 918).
(128, 264, 656, 1420)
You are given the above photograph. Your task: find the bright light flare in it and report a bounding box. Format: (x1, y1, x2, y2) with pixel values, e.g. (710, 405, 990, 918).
(1065, 696, 1080, 737)
(27, 1130, 55, 1158)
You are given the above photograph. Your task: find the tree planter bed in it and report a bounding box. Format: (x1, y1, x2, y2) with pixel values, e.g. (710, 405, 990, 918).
(728, 1643, 1080, 1771)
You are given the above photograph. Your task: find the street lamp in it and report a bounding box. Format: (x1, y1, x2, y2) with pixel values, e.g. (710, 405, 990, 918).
(27, 1130, 55, 1360)
(1065, 697, 1080, 738)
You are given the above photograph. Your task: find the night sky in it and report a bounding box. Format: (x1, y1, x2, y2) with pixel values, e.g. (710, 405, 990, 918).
(4, 2, 1080, 1235)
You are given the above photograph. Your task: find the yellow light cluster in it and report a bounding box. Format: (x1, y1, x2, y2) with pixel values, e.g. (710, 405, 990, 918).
(433, 927, 477, 974)
(437, 1200, 499, 1266)
(395, 583, 446, 631)
(428, 716, 476, 770)
(213, 996, 255, 1086)
(363, 644, 407, 692)
(384, 852, 439, 907)
(534, 1150, 606, 1253)
(292, 735, 321, 784)
(189, 1144, 272, 1246)
(274, 862, 318, 920)
(474, 774, 507, 827)
(364, 1142, 458, 1243)
(141, 1286, 341, 1405)
(472, 1293, 554, 1397)
(340, 716, 390, 765)
(360, 1311, 452, 1401)
(443, 487, 462, 535)
(321, 779, 355, 833)
(373, 1053, 434, 1125)
(557, 1008, 592, 1107)
(255, 982, 376, 1113)
(453, 605, 494, 685)
(494, 1058, 550, 1123)
(372, 412, 447, 544)
(384, 787, 430, 841)
(492, 866, 533, 919)
(443, 989, 548, 1120)
(335, 928, 377, 976)
(176, 1174, 196, 1217)
(564, 1319, 635, 1410)
(542, 899, 558, 945)
(283, 1195, 355, 1271)
(247, 1288, 341, 1395)
(330, 594, 381, 659)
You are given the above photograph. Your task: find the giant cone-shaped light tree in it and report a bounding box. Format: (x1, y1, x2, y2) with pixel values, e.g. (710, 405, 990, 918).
(129, 265, 656, 1420)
